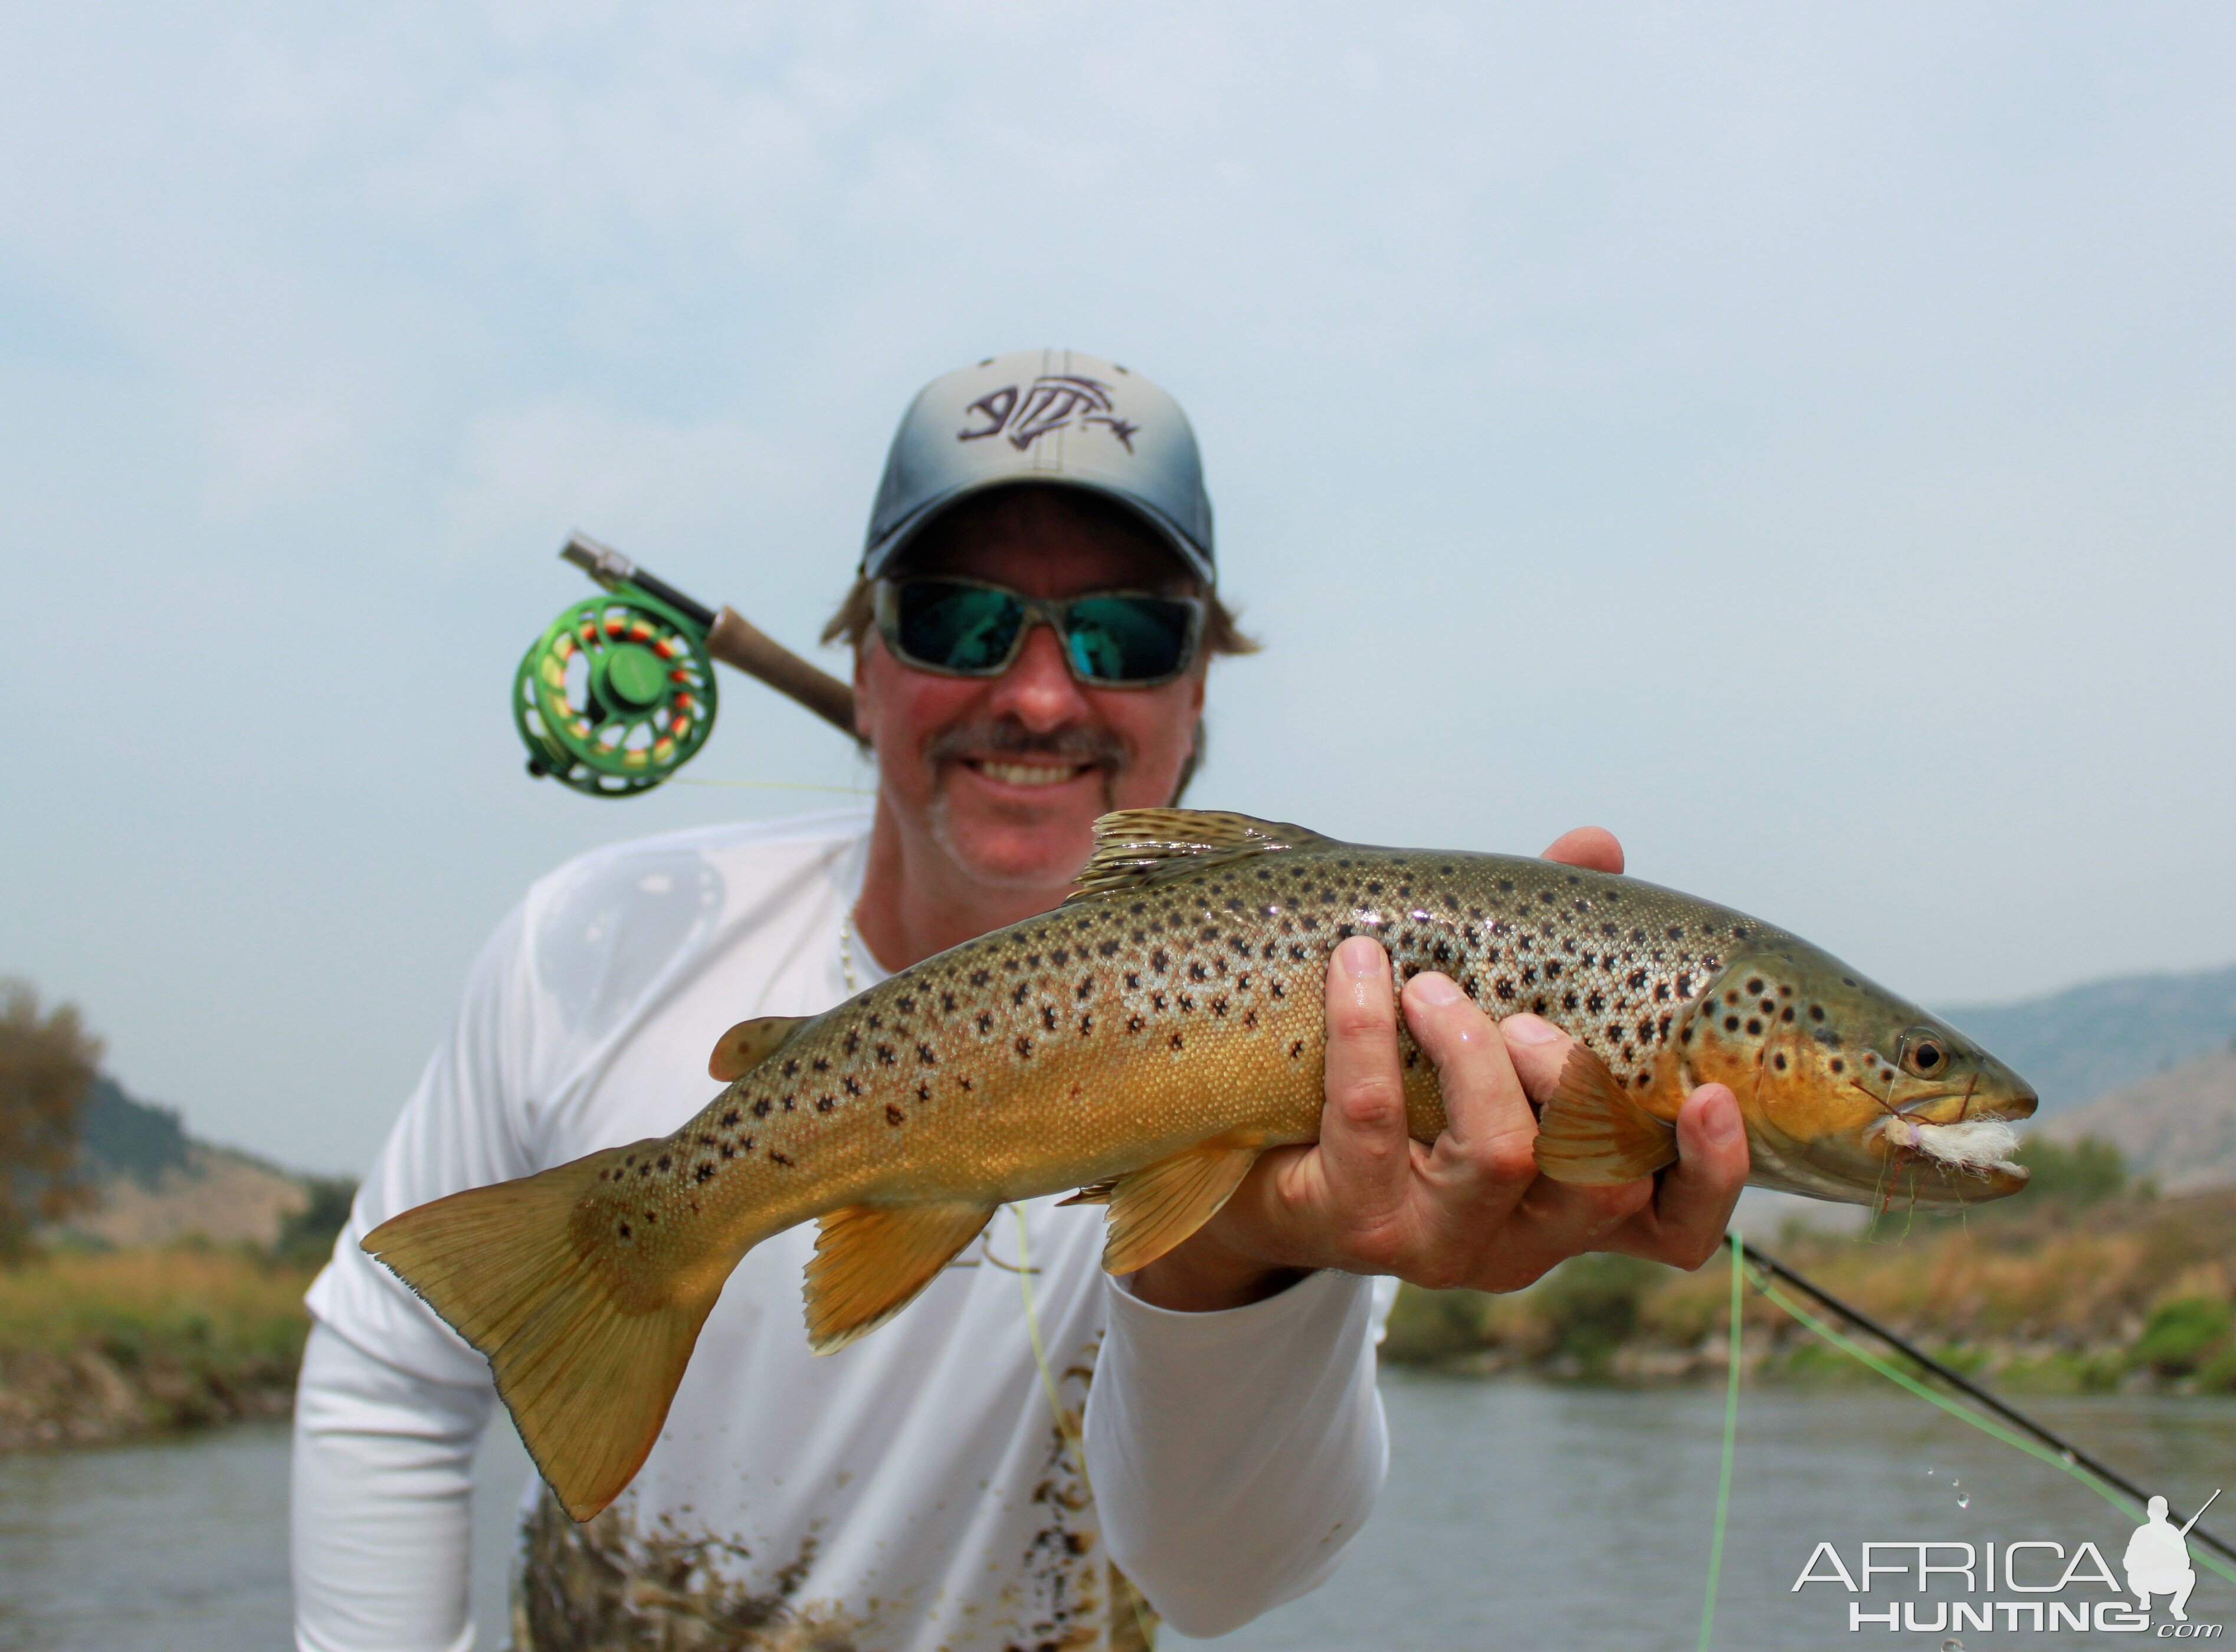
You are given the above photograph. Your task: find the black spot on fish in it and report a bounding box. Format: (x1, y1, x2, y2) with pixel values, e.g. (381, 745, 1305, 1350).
(656, 1155, 671, 1171)
(1099, 939, 1120, 957)
(976, 1011, 995, 1035)
(720, 1108, 740, 1127)
(1745, 1018, 1763, 1035)
(1078, 1013, 1094, 1035)
(885, 1104, 905, 1126)
(1830, 1058, 1845, 1074)
(1586, 991, 1606, 1013)
(782, 1060, 799, 1079)
(971, 969, 990, 988)
(769, 1151, 794, 1167)
(752, 1099, 771, 1118)
(812, 1057, 830, 1073)
(1773, 1054, 1788, 1071)
(1290, 1039, 1305, 1058)
(1127, 1015, 1145, 1032)
(1724, 1015, 1740, 1031)
(1015, 1035, 1033, 1058)
(1041, 1005, 1058, 1032)
(1780, 1007, 1795, 1023)
(1152, 949, 1171, 972)
(875, 1044, 896, 1066)
(843, 1031, 860, 1056)
(918, 1044, 937, 1064)
(941, 992, 958, 1014)
(1170, 1032, 1184, 1051)
(617, 1222, 631, 1238)
(696, 1162, 715, 1183)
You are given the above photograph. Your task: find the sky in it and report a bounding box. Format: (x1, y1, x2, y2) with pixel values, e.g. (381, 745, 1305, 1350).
(2, 4, 2231, 1174)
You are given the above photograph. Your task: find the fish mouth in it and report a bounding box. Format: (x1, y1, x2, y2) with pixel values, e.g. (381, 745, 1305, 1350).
(1866, 1113, 2031, 1201)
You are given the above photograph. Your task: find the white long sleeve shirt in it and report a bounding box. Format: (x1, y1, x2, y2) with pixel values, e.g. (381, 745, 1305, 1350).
(293, 812, 1394, 1651)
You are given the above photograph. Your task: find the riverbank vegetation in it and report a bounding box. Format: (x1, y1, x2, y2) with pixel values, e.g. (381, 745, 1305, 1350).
(1384, 1139, 2236, 1394)
(0, 1245, 325, 1447)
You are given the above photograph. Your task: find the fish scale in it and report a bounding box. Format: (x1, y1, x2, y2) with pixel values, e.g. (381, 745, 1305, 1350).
(364, 807, 2036, 1522)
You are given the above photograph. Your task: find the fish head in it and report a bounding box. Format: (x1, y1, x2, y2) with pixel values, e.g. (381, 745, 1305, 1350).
(1682, 942, 2037, 1208)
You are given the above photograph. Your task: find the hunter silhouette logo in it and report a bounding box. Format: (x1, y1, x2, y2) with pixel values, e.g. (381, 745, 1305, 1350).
(2128, 1492, 2220, 1623)
(958, 375, 1139, 453)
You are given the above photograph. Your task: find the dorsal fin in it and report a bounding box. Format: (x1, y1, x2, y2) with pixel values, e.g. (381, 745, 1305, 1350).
(707, 1014, 813, 1082)
(1067, 809, 1328, 902)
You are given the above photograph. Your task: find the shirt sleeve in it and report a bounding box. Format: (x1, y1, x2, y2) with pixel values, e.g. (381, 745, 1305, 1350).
(294, 902, 542, 1650)
(1082, 1268, 1398, 1638)
(291, 1324, 495, 1652)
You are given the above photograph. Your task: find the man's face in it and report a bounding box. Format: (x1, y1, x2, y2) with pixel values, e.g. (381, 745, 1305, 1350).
(853, 487, 1208, 892)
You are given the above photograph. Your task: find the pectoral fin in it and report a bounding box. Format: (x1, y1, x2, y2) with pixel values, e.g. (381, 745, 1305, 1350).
(804, 1202, 999, 1355)
(708, 1015, 811, 1081)
(1534, 1044, 1680, 1184)
(1099, 1140, 1260, 1276)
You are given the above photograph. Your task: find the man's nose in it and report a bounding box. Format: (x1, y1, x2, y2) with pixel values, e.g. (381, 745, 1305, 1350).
(986, 621, 1093, 731)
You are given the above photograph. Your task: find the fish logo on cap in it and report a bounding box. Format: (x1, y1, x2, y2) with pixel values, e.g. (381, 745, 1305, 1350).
(958, 375, 1140, 453)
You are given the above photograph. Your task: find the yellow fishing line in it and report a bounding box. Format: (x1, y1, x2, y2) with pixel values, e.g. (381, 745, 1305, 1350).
(669, 777, 872, 794)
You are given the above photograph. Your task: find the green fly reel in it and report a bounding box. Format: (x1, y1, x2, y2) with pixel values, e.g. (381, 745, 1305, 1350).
(514, 583, 718, 797)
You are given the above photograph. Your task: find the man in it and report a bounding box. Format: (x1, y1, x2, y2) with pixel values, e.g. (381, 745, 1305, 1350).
(2124, 1496, 2199, 1621)
(293, 348, 1746, 1651)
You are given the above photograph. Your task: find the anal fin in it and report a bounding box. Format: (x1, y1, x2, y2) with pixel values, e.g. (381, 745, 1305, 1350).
(1534, 1044, 1680, 1184)
(1100, 1140, 1260, 1275)
(805, 1201, 998, 1355)
(709, 1014, 811, 1081)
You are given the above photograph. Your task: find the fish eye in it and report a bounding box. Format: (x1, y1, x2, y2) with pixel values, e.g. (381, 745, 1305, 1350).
(1901, 1035, 1947, 1078)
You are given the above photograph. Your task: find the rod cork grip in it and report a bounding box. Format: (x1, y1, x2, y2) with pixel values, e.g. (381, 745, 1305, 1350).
(704, 607, 858, 737)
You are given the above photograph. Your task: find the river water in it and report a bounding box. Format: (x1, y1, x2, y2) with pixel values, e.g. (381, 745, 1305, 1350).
(3, 1374, 2231, 1650)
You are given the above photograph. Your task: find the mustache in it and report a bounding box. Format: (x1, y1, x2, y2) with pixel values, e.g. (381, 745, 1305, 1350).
(924, 719, 1132, 771)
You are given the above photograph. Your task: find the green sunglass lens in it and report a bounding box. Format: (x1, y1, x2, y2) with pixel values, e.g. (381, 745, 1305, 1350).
(1063, 596, 1194, 683)
(896, 584, 1024, 673)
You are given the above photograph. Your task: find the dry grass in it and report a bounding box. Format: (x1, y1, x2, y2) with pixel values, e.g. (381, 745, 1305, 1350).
(0, 1245, 317, 1359)
(1388, 1188, 2236, 1391)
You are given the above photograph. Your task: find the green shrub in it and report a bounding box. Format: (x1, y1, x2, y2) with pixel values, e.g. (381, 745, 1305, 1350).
(1536, 1254, 1664, 1374)
(2133, 1296, 2232, 1377)
(1381, 1285, 1494, 1365)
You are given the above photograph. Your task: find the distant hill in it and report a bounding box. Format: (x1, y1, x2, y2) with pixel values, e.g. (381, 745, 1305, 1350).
(1942, 961, 2236, 1115)
(56, 1076, 326, 1252)
(2041, 1050, 2236, 1195)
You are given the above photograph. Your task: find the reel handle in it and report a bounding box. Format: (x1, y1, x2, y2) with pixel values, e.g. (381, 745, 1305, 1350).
(564, 530, 858, 737)
(705, 606, 857, 738)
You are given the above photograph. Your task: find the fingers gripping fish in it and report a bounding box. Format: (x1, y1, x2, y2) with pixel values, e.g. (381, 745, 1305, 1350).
(363, 809, 2036, 1520)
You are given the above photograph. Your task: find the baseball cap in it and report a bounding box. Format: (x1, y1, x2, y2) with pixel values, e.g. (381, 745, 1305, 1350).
(862, 348, 1216, 587)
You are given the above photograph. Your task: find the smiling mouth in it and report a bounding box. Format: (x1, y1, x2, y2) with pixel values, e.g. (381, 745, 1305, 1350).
(963, 759, 1094, 788)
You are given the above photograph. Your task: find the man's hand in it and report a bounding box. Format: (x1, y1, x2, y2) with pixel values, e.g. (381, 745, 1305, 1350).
(1129, 827, 1750, 1313)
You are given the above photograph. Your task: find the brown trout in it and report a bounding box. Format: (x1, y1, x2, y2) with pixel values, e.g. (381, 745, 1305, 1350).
(365, 809, 2035, 1517)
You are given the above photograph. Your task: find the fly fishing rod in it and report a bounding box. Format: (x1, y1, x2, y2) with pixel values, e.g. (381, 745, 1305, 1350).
(513, 533, 857, 797)
(1742, 1237, 2236, 1565)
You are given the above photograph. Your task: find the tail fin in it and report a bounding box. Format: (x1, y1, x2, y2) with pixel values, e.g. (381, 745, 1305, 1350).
(361, 1145, 717, 1521)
